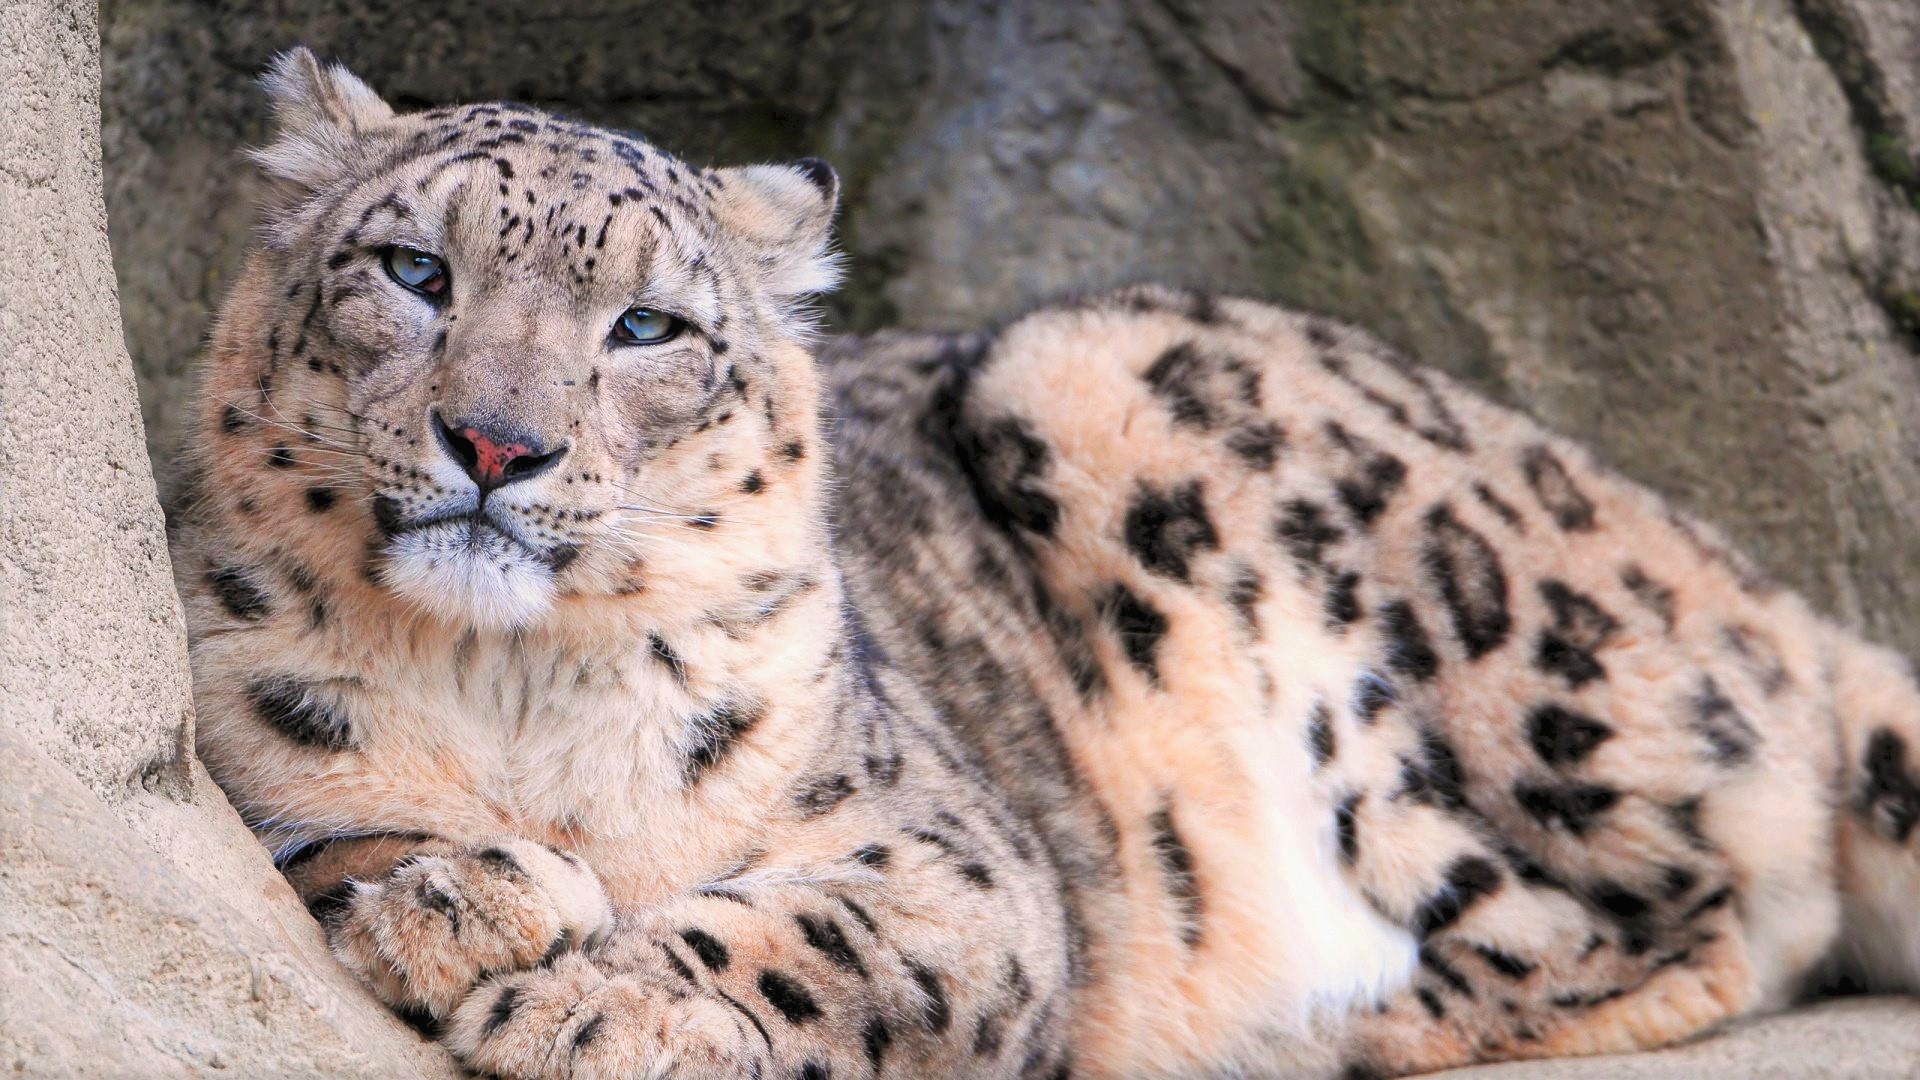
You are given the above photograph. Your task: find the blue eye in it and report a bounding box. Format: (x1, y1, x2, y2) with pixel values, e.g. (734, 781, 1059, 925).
(612, 307, 683, 346)
(382, 246, 448, 297)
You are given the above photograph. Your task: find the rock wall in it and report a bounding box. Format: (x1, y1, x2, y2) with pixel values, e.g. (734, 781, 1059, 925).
(0, 1, 451, 1073)
(103, 0, 1920, 653)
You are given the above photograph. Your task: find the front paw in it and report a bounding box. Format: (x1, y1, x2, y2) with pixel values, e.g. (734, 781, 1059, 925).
(446, 954, 761, 1080)
(329, 839, 613, 1019)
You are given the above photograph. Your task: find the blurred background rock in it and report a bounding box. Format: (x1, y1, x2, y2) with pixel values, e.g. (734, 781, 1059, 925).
(103, 0, 1920, 651)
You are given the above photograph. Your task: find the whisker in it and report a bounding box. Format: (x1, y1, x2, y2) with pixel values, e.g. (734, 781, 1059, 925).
(244, 446, 366, 463)
(262, 398, 367, 438)
(611, 506, 725, 523)
(216, 398, 359, 452)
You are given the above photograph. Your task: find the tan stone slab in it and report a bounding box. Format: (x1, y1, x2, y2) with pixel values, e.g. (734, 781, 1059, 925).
(0, 728, 456, 1076)
(1, 0, 194, 797)
(1433, 997, 1920, 1079)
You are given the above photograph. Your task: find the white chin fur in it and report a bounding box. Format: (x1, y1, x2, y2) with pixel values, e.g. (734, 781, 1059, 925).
(381, 522, 556, 629)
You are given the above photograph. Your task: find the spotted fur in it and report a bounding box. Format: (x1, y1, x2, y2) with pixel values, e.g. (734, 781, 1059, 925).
(173, 51, 1920, 1079)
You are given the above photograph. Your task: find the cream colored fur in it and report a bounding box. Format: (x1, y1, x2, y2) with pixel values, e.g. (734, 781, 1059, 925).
(170, 50, 1920, 1079)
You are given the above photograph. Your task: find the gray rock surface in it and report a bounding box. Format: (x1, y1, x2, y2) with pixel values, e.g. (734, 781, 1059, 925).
(0, 1, 451, 1073)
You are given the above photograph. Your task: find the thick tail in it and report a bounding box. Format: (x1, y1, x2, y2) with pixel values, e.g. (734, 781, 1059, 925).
(1825, 630, 1920, 993)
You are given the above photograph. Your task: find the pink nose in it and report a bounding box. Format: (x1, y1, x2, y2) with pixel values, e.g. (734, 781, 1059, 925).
(461, 427, 532, 485)
(432, 411, 564, 492)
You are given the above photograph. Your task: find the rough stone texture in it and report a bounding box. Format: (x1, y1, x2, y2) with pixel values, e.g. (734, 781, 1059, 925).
(0, 731, 456, 1077)
(0, 1, 452, 1073)
(1439, 997, 1920, 1079)
(7, 0, 190, 803)
(64, 0, 1920, 1074)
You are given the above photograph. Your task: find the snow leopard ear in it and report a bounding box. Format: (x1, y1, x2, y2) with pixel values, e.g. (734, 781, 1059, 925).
(250, 47, 394, 192)
(711, 159, 843, 298)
